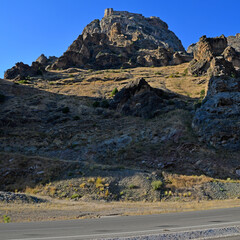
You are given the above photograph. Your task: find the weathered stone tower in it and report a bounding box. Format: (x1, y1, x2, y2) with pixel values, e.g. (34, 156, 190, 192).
(104, 8, 114, 17)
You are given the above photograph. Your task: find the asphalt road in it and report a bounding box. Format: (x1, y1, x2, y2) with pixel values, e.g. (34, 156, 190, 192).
(1, 207, 240, 240)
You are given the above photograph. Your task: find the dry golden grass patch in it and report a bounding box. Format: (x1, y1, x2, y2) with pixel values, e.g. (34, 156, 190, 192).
(163, 173, 214, 190)
(1, 199, 240, 223)
(38, 63, 209, 100)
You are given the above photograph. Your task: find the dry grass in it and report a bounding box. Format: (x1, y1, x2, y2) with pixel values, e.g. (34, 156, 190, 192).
(1, 198, 240, 223)
(164, 173, 214, 190)
(34, 63, 209, 100)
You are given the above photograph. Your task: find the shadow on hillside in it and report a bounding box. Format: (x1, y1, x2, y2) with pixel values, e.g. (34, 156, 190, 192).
(0, 78, 239, 195)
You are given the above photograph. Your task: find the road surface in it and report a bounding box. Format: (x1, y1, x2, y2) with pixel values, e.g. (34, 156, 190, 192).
(1, 207, 240, 239)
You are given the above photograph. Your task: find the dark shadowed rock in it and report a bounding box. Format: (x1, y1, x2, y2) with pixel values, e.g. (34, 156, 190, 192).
(4, 62, 45, 80)
(110, 78, 187, 118)
(193, 75, 240, 150)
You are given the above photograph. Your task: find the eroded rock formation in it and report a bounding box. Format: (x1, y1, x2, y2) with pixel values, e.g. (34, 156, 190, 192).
(4, 55, 58, 80)
(192, 36, 240, 149)
(110, 78, 187, 118)
(193, 75, 240, 150)
(4, 62, 45, 80)
(52, 8, 189, 70)
(188, 35, 240, 76)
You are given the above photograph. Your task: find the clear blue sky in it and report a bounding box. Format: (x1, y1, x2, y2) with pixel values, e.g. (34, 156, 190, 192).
(1, 0, 239, 78)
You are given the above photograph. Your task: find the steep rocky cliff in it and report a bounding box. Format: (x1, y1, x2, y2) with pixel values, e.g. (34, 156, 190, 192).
(51, 8, 188, 70)
(193, 74, 240, 150)
(192, 36, 240, 149)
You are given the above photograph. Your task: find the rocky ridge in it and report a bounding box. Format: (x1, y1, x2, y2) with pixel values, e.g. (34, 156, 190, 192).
(4, 54, 58, 80)
(187, 33, 240, 54)
(51, 8, 190, 70)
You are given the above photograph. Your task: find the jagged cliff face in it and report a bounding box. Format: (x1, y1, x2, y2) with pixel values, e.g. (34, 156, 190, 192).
(188, 35, 240, 76)
(83, 8, 184, 51)
(191, 35, 240, 149)
(51, 9, 187, 70)
(187, 33, 240, 56)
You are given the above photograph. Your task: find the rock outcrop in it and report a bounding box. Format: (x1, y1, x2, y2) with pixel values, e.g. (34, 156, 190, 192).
(36, 54, 58, 67)
(4, 62, 46, 80)
(188, 35, 239, 77)
(52, 9, 189, 70)
(193, 75, 240, 150)
(227, 33, 240, 52)
(192, 37, 240, 149)
(110, 78, 187, 118)
(4, 54, 58, 80)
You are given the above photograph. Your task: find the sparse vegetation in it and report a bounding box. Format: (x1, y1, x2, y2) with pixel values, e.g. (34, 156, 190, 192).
(18, 80, 30, 84)
(128, 184, 138, 189)
(111, 87, 118, 97)
(71, 193, 81, 199)
(182, 68, 188, 76)
(151, 180, 163, 190)
(3, 215, 11, 223)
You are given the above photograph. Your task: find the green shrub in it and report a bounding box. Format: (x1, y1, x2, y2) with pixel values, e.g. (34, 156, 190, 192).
(71, 193, 81, 199)
(128, 184, 137, 189)
(3, 215, 11, 223)
(200, 89, 205, 99)
(18, 80, 30, 84)
(69, 74, 74, 78)
(182, 68, 188, 76)
(168, 74, 180, 78)
(151, 180, 163, 190)
(111, 88, 118, 97)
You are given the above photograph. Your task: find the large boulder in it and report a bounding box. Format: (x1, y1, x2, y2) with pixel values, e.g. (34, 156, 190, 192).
(52, 8, 189, 70)
(110, 78, 187, 118)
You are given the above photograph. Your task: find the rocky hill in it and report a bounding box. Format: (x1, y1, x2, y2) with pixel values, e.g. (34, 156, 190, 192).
(1, 9, 240, 206)
(4, 9, 193, 80)
(51, 8, 191, 71)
